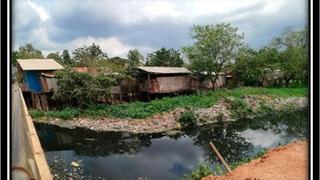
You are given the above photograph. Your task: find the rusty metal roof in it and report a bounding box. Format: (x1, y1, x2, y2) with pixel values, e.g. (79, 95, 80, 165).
(137, 66, 191, 74)
(17, 59, 64, 71)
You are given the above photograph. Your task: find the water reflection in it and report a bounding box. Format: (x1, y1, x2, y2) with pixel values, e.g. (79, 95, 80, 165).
(35, 109, 308, 179)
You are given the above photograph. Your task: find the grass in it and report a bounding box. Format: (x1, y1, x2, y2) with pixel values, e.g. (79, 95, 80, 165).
(230, 148, 267, 170)
(184, 148, 268, 180)
(29, 87, 307, 120)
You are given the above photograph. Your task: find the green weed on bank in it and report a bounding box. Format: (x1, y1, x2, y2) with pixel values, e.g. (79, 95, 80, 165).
(29, 87, 307, 120)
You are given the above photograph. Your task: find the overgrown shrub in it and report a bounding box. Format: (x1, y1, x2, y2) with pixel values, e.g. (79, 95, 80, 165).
(184, 163, 212, 180)
(47, 108, 81, 120)
(229, 99, 253, 119)
(29, 110, 45, 118)
(178, 110, 197, 127)
(53, 69, 117, 107)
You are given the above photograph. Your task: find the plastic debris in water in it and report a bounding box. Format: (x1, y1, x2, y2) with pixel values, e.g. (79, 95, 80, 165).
(71, 161, 80, 167)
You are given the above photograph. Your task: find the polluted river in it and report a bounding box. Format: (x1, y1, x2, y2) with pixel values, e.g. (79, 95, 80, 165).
(35, 108, 308, 180)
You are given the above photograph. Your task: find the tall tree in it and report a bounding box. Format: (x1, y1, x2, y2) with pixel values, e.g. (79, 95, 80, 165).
(127, 49, 143, 75)
(182, 23, 244, 87)
(12, 43, 44, 66)
(72, 43, 108, 66)
(270, 27, 308, 86)
(62, 50, 72, 66)
(234, 47, 264, 86)
(146, 47, 184, 67)
(47, 51, 63, 65)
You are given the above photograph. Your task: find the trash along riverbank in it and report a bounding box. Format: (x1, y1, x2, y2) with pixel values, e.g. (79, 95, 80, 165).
(33, 95, 307, 134)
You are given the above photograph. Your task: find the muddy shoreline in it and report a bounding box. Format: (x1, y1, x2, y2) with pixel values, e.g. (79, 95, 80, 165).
(33, 96, 307, 134)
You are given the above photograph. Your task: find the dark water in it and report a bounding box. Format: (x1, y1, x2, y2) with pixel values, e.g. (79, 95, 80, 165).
(35, 109, 308, 180)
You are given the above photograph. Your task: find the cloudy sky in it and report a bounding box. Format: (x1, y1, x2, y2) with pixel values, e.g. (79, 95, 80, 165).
(12, 0, 307, 58)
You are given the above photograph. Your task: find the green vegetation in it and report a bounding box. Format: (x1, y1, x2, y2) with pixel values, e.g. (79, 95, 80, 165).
(230, 148, 267, 169)
(178, 110, 198, 127)
(184, 163, 213, 180)
(30, 87, 306, 120)
(52, 69, 118, 107)
(184, 148, 267, 180)
(229, 98, 253, 119)
(183, 23, 244, 85)
(146, 47, 184, 67)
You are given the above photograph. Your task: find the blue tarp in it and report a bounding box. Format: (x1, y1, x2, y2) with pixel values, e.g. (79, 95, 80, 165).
(25, 71, 42, 92)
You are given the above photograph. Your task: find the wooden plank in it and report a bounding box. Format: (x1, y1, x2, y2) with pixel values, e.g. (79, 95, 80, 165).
(40, 94, 49, 111)
(209, 141, 232, 173)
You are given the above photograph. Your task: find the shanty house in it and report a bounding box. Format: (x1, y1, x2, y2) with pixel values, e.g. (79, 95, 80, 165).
(17, 59, 64, 92)
(137, 66, 199, 94)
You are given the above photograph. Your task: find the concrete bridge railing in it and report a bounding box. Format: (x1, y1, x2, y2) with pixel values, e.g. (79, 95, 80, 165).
(11, 83, 52, 180)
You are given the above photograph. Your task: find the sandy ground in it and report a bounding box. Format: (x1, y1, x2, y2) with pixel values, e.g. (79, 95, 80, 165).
(202, 140, 308, 180)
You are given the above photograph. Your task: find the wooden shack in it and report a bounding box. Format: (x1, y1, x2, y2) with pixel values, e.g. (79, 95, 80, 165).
(137, 66, 198, 94)
(17, 59, 64, 110)
(201, 73, 227, 89)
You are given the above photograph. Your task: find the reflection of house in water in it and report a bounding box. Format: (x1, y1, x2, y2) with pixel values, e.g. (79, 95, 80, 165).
(17, 59, 64, 110)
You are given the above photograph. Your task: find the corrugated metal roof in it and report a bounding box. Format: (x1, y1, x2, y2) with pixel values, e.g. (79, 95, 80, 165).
(138, 66, 191, 74)
(17, 59, 64, 71)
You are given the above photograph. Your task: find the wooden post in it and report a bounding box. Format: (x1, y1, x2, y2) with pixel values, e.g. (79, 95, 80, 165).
(147, 73, 151, 101)
(209, 141, 232, 173)
(119, 93, 123, 103)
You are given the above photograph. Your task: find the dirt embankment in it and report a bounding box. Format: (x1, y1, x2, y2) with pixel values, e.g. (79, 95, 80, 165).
(34, 96, 307, 134)
(202, 140, 308, 180)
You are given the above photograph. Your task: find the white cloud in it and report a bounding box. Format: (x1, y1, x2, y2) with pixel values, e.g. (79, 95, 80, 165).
(239, 128, 285, 148)
(67, 36, 154, 58)
(27, 0, 50, 21)
(15, 25, 154, 58)
(13, 0, 307, 55)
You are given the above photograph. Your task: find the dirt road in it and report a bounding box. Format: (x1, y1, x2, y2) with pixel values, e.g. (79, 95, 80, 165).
(202, 140, 308, 180)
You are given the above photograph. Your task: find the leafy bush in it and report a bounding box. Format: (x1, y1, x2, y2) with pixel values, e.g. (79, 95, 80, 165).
(53, 69, 117, 107)
(47, 108, 80, 120)
(184, 163, 212, 180)
(229, 99, 253, 119)
(178, 110, 198, 127)
(257, 103, 276, 115)
(29, 110, 45, 118)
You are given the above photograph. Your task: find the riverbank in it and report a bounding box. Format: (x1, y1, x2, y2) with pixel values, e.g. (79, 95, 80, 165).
(202, 139, 308, 180)
(33, 94, 307, 134)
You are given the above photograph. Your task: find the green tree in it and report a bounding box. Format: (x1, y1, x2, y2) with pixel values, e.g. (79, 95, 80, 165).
(182, 23, 244, 87)
(127, 49, 143, 75)
(47, 51, 63, 65)
(234, 47, 264, 86)
(146, 47, 184, 67)
(270, 27, 308, 86)
(72, 43, 108, 66)
(12, 43, 44, 66)
(62, 50, 73, 66)
(53, 69, 117, 107)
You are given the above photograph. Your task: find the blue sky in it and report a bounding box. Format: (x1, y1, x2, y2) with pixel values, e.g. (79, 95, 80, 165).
(12, 0, 307, 58)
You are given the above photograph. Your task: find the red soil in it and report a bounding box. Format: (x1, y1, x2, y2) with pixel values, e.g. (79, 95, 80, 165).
(202, 140, 308, 180)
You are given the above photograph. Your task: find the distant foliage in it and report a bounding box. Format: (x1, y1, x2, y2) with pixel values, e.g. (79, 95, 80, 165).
(233, 47, 265, 86)
(146, 47, 184, 67)
(12, 43, 44, 66)
(183, 23, 244, 84)
(127, 49, 144, 75)
(72, 43, 108, 66)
